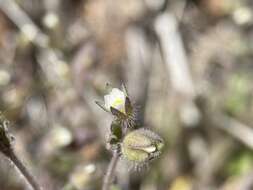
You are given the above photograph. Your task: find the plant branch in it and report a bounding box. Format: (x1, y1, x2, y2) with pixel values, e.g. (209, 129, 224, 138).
(0, 0, 48, 47)
(4, 149, 42, 190)
(102, 151, 120, 190)
(0, 114, 42, 190)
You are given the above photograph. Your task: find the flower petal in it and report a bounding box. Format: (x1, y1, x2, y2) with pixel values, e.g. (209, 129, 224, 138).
(111, 88, 125, 98)
(104, 88, 126, 113)
(104, 94, 112, 110)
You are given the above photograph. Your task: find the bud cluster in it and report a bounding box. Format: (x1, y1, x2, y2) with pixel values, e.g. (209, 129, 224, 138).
(96, 84, 164, 169)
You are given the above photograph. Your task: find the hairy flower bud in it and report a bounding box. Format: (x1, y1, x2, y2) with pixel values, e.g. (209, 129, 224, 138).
(121, 128, 164, 168)
(104, 88, 126, 114)
(96, 84, 138, 128)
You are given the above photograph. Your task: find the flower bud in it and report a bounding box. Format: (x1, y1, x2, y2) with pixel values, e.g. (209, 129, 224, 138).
(96, 84, 137, 128)
(104, 88, 126, 114)
(121, 128, 164, 167)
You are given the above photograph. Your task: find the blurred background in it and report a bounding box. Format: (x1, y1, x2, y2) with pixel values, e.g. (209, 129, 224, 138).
(0, 0, 253, 189)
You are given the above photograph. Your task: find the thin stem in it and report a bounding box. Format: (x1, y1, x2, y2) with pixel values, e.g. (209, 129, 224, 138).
(5, 149, 42, 190)
(102, 151, 120, 190)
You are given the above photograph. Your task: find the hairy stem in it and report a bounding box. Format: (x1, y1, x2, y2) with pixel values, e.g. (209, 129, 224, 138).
(5, 149, 42, 190)
(102, 151, 120, 190)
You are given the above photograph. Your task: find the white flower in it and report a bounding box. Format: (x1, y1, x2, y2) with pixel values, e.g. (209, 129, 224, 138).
(104, 88, 126, 113)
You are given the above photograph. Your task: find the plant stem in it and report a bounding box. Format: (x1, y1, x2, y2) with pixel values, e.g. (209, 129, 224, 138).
(5, 149, 42, 190)
(102, 151, 120, 190)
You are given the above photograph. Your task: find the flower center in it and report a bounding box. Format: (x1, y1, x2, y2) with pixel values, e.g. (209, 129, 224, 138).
(111, 98, 125, 113)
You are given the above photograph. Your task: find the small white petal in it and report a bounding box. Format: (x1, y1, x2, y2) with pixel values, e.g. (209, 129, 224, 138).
(111, 88, 125, 98)
(104, 88, 126, 113)
(104, 94, 112, 110)
(113, 101, 125, 112)
(142, 146, 156, 153)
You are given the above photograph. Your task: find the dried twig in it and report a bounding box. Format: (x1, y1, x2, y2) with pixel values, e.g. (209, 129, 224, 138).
(0, 114, 42, 190)
(6, 149, 42, 190)
(154, 12, 195, 97)
(213, 112, 253, 149)
(0, 0, 69, 87)
(0, 0, 48, 47)
(154, 12, 201, 128)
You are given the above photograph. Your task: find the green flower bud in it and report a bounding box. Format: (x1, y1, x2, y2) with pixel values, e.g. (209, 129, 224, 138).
(121, 128, 164, 167)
